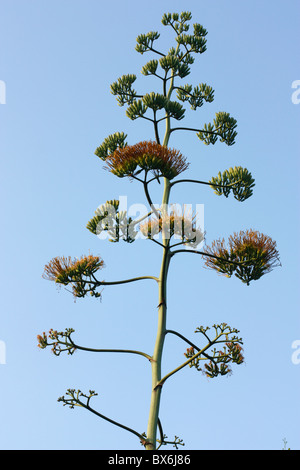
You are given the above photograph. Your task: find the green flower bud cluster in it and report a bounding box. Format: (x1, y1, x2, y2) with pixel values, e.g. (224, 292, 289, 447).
(162, 12, 208, 50)
(176, 83, 214, 110)
(125, 99, 147, 120)
(111, 11, 211, 128)
(110, 74, 138, 106)
(176, 25, 207, 55)
(141, 48, 194, 80)
(197, 111, 238, 146)
(159, 54, 180, 72)
(161, 12, 192, 32)
(159, 53, 190, 78)
(161, 13, 208, 67)
(135, 31, 160, 54)
(87, 200, 137, 243)
(125, 93, 185, 121)
(141, 59, 159, 76)
(164, 99, 185, 120)
(95, 132, 127, 161)
(142, 92, 167, 112)
(209, 166, 255, 202)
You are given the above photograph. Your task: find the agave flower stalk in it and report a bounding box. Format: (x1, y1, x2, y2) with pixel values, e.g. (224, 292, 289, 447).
(40, 11, 280, 451)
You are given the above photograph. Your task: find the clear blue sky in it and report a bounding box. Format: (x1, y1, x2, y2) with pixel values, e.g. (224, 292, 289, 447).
(0, 0, 299, 450)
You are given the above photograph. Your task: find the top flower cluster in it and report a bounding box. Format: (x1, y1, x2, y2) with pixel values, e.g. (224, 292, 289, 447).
(104, 141, 189, 180)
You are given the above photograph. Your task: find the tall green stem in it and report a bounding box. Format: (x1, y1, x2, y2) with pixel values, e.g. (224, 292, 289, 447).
(145, 245, 170, 449)
(145, 181, 171, 450)
(145, 64, 176, 449)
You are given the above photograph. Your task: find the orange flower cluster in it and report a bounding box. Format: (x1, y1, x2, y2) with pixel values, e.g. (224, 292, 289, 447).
(203, 229, 280, 285)
(105, 141, 189, 180)
(43, 255, 104, 298)
(43, 255, 104, 283)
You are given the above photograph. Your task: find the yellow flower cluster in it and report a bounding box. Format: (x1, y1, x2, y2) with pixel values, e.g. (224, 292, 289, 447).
(140, 209, 203, 247)
(43, 255, 104, 298)
(43, 255, 104, 284)
(203, 229, 280, 285)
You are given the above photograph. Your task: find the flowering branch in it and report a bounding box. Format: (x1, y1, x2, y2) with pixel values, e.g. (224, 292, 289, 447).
(202, 230, 281, 285)
(169, 111, 238, 146)
(58, 389, 146, 444)
(37, 328, 152, 361)
(43, 255, 158, 299)
(170, 229, 281, 285)
(171, 167, 255, 203)
(170, 178, 242, 188)
(170, 248, 255, 269)
(37, 329, 77, 356)
(156, 323, 243, 386)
